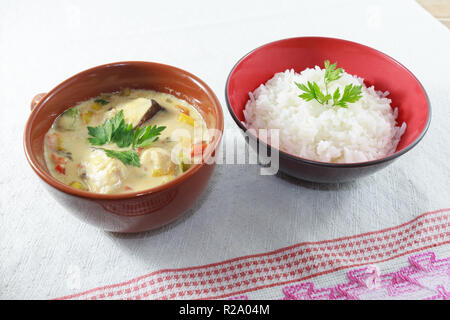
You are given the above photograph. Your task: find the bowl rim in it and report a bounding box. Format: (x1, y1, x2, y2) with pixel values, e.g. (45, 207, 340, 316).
(225, 36, 432, 168)
(24, 60, 224, 200)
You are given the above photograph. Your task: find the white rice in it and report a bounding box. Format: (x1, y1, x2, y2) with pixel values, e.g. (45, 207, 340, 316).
(243, 67, 406, 163)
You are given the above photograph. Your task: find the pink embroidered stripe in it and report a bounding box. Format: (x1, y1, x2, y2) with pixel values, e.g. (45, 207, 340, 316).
(57, 208, 450, 300)
(282, 251, 450, 300)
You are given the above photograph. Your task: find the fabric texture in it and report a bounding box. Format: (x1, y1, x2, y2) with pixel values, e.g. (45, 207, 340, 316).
(57, 209, 449, 300)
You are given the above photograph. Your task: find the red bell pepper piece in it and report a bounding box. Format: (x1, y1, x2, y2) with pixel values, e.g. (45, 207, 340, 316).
(191, 142, 207, 158)
(51, 153, 67, 166)
(55, 164, 65, 174)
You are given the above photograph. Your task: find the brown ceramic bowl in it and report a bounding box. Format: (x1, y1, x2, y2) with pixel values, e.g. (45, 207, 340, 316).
(24, 61, 223, 233)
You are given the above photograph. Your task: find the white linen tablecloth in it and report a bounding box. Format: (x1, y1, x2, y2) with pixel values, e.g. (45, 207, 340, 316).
(0, 0, 449, 299)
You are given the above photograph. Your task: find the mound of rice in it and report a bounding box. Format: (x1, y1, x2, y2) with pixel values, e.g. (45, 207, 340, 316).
(243, 67, 406, 163)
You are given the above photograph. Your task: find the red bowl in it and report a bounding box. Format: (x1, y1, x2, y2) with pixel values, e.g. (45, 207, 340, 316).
(226, 37, 431, 183)
(24, 61, 223, 232)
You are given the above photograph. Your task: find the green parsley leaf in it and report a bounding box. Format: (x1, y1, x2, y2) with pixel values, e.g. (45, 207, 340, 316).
(296, 60, 362, 108)
(100, 148, 140, 167)
(311, 82, 330, 104)
(87, 110, 125, 146)
(332, 87, 341, 106)
(295, 81, 330, 105)
(296, 82, 314, 101)
(324, 60, 343, 84)
(94, 98, 109, 105)
(87, 122, 112, 145)
(87, 109, 166, 165)
(133, 125, 166, 148)
(109, 110, 125, 133)
(333, 84, 362, 108)
(112, 122, 135, 148)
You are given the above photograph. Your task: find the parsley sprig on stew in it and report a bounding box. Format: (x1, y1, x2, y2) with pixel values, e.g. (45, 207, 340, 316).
(295, 60, 362, 108)
(87, 110, 165, 167)
(99, 148, 141, 167)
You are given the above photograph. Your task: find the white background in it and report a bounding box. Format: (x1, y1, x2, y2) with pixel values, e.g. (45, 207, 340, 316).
(0, 0, 449, 299)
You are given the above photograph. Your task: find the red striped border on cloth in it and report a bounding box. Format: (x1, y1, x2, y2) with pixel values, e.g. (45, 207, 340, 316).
(58, 208, 450, 300)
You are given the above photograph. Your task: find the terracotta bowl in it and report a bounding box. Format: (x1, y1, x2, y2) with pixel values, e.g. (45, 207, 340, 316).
(24, 61, 223, 232)
(226, 37, 431, 183)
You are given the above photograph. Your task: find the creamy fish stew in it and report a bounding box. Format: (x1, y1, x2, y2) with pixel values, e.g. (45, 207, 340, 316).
(44, 89, 209, 194)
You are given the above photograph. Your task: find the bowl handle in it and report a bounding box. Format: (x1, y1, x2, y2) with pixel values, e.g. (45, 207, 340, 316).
(30, 93, 47, 110)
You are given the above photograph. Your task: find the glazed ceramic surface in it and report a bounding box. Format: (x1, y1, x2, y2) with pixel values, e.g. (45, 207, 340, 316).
(226, 37, 431, 183)
(24, 61, 223, 232)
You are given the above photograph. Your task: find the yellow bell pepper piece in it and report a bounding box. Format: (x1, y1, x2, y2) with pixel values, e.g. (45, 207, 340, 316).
(53, 135, 65, 151)
(152, 163, 175, 177)
(91, 102, 102, 111)
(81, 111, 93, 124)
(178, 112, 195, 126)
(70, 181, 85, 190)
